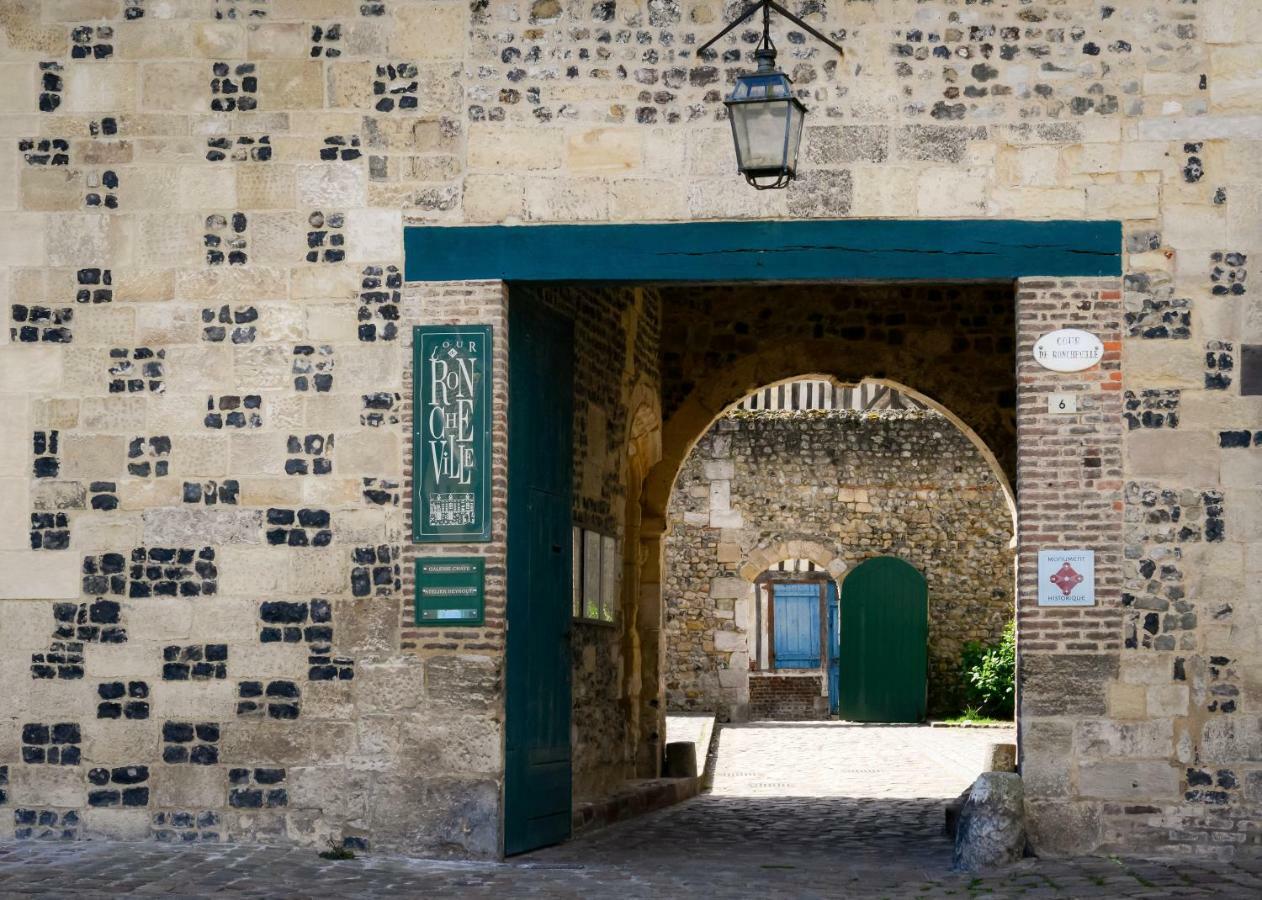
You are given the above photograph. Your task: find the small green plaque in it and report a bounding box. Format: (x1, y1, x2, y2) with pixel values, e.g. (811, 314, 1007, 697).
(414, 557, 485, 627)
(413, 325, 493, 543)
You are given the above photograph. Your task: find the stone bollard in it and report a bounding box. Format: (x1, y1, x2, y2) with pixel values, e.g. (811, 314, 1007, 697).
(952, 772, 1026, 871)
(663, 741, 698, 779)
(984, 742, 1017, 773)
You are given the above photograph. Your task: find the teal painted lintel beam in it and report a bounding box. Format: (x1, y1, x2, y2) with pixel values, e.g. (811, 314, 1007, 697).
(403, 219, 1121, 283)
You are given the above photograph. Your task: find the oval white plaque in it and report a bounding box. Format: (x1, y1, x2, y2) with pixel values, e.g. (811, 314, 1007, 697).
(1033, 328, 1103, 372)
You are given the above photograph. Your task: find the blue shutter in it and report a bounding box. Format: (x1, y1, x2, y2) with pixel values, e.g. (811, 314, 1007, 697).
(772, 583, 821, 669)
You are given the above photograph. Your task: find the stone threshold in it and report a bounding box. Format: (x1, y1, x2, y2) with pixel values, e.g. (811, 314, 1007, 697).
(572, 777, 700, 836)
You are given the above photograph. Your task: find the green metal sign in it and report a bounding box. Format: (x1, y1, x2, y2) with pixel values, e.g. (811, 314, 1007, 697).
(412, 325, 493, 542)
(414, 557, 485, 626)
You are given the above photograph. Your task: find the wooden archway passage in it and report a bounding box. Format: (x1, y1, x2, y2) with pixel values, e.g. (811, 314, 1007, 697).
(837, 557, 929, 723)
(402, 218, 1122, 856)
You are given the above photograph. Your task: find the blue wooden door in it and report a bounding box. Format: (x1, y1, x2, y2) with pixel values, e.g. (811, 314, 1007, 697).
(505, 300, 573, 856)
(772, 583, 821, 669)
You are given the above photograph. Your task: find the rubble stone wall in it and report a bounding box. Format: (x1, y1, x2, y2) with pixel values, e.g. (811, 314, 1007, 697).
(664, 408, 1015, 721)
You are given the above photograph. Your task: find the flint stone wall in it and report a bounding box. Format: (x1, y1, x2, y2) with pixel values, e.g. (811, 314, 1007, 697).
(665, 408, 1015, 721)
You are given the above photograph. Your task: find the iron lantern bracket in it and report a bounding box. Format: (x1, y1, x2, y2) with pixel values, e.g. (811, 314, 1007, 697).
(697, 0, 845, 58)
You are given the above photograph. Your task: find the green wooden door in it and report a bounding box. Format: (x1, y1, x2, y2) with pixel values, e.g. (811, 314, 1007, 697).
(505, 301, 573, 856)
(837, 557, 927, 723)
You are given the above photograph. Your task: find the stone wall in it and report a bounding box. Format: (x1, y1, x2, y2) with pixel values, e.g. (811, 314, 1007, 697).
(664, 407, 1015, 721)
(0, 0, 1259, 861)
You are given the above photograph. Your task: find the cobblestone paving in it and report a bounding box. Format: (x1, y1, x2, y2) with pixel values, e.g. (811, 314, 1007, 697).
(1, 724, 1260, 898)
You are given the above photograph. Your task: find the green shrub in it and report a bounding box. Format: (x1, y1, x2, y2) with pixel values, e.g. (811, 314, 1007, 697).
(959, 620, 1015, 719)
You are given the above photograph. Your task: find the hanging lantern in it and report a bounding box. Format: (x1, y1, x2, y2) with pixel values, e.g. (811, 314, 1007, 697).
(699, 1, 844, 191)
(725, 47, 806, 190)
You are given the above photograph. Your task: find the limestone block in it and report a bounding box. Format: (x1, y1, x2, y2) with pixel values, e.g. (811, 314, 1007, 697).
(703, 460, 734, 480)
(142, 63, 209, 113)
(0, 478, 29, 550)
(73, 511, 142, 550)
(566, 128, 643, 174)
(1078, 760, 1179, 800)
(524, 178, 609, 222)
(709, 576, 746, 600)
(58, 433, 126, 480)
(289, 548, 348, 595)
(226, 721, 358, 768)
(425, 655, 500, 713)
(952, 773, 1026, 871)
(12, 766, 84, 809)
(708, 480, 730, 512)
(78, 397, 146, 433)
(0, 550, 81, 599)
(346, 208, 401, 262)
(0, 212, 45, 266)
(236, 164, 296, 209)
(47, 213, 127, 267)
(1122, 340, 1204, 387)
(1124, 431, 1218, 483)
(88, 720, 159, 763)
(1107, 682, 1147, 719)
(176, 268, 286, 305)
(229, 642, 306, 680)
(304, 304, 357, 343)
(1203, 0, 1262, 42)
(917, 169, 987, 216)
(20, 167, 83, 212)
(258, 60, 324, 109)
(217, 546, 290, 596)
(709, 509, 743, 529)
(1160, 202, 1232, 250)
(843, 164, 916, 217)
(244, 22, 308, 59)
(288, 766, 372, 820)
(1085, 184, 1159, 219)
(392, 2, 466, 59)
(468, 126, 563, 171)
(227, 433, 288, 478)
(326, 61, 376, 109)
(399, 714, 502, 775)
(463, 174, 525, 223)
(1020, 654, 1116, 716)
(142, 507, 263, 546)
(1146, 683, 1190, 717)
(332, 430, 399, 476)
(1074, 720, 1174, 759)
(713, 629, 745, 652)
(64, 64, 137, 114)
(151, 680, 234, 721)
(228, 346, 288, 395)
(0, 598, 58, 650)
(132, 213, 199, 268)
(296, 164, 366, 209)
(609, 178, 688, 221)
(332, 508, 387, 545)
(1222, 450, 1262, 489)
(155, 765, 226, 809)
(1200, 716, 1262, 761)
(85, 641, 169, 677)
(993, 187, 1085, 218)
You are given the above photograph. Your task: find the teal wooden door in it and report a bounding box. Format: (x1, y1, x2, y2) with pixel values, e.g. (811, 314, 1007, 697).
(505, 300, 573, 856)
(837, 557, 927, 723)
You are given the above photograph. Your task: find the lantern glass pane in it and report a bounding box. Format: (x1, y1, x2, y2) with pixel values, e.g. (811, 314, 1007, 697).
(731, 99, 791, 172)
(784, 99, 805, 173)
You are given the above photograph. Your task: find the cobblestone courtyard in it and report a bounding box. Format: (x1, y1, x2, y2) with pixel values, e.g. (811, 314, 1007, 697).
(0, 724, 1260, 898)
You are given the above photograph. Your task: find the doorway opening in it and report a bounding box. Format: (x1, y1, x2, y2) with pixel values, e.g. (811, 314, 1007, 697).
(504, 280, 1020, 855)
